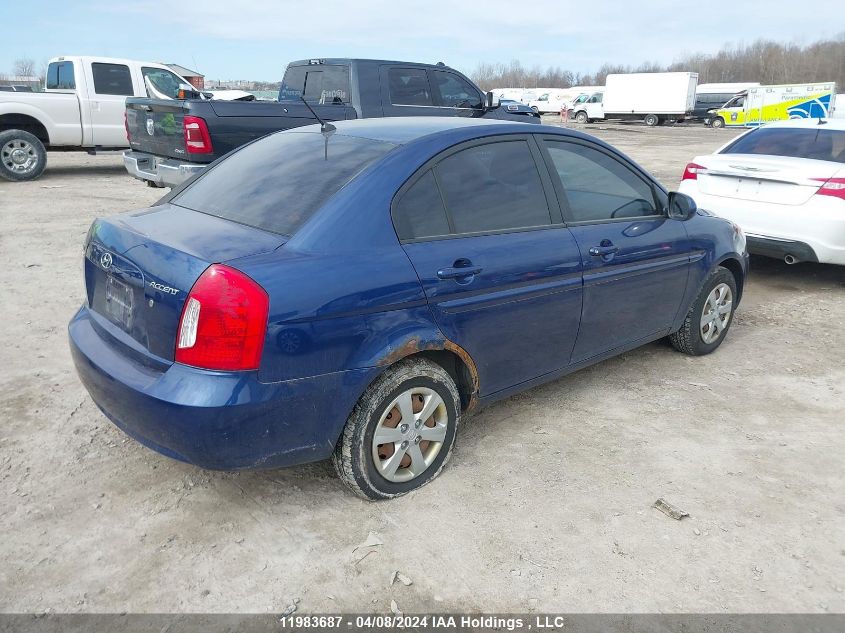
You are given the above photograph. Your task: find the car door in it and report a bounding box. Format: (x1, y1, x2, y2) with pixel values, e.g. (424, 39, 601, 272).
(586, 93, 604, 119)
(394, 136, 583, 396)
(379, 66, 441, 117)
(538, 136, 692, 363)
(87, 62, 135, 147)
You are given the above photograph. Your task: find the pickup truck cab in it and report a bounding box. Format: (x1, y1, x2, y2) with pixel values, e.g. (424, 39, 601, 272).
(0, 56, 192, 181)
(123, 58, 540, 188)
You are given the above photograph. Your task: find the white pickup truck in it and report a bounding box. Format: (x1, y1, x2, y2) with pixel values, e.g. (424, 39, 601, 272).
(0, 56, 193, 181)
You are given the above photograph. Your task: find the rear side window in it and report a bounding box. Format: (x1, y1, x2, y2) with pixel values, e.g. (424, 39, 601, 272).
(431, 71, 482, 109)
(92, 63, 133, 96)
(279, 65, 350, 103)
(388, 68, 433, 106)
(393, 171, 450, 239)
(46, 61, 75, 90)
(545, 141, 657, 222)
(723, 127, 845, 163)
(173, 132, 396, 236)
(142, 67, 185, 99)
(435, 141, 551, 234)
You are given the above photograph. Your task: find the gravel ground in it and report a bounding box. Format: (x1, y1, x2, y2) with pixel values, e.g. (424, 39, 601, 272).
(1, 122, 843, 614)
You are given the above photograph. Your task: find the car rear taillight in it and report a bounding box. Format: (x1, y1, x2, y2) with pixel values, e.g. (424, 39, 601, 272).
(124, 111, 130, 142)
(175, 264, 269, 371)
(183, 115, 213, 154)
(812, 177, 845, 201)
(682, 162, 707, 181)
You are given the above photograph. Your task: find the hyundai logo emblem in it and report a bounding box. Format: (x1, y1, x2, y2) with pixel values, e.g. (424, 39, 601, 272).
(100, 252, 113, 269)
(146, 118, 155, 136)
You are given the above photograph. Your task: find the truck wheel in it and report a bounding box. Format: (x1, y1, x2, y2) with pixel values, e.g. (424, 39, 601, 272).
(531, 106, 539, 114)
(644, 114, 659, 127)
(575, 111, 589, 123)
(711, 117, 725, 129)
(332, 357, 460, 500)
(0, 129, 47, 182)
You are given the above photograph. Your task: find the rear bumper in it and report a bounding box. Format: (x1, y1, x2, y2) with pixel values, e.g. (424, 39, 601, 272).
(68, 306, 375, 470)
(123, 150, 206, 188)
(745, 235, 818, 263)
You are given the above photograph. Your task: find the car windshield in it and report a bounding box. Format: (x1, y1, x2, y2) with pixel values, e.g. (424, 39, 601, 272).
(172, 132, 396, 235)
(722, 126, 845, 163)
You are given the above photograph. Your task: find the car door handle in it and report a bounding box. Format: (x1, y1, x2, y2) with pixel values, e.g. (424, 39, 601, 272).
(437, 265, 482, 279)
(589, 245, 619, 256)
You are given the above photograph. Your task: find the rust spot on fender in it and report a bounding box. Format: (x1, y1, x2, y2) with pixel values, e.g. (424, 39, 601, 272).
(376, 335, 480, 412)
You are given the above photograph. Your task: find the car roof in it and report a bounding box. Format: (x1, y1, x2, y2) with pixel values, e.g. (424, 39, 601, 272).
(757, 118, 845, 131)
(286, 117, 534, 144)
(286, 58, 458, 71)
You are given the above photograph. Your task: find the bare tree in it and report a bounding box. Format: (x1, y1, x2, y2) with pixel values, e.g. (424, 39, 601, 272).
(470, 35, 845, 90)
(13, 57, 36, 78)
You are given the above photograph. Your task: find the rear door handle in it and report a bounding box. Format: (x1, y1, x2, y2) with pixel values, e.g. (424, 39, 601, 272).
(589, 244, 618, 257)
(437, 266, 482, 279)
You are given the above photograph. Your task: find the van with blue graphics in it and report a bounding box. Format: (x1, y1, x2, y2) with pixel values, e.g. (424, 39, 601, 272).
(710, 83, 836, 128)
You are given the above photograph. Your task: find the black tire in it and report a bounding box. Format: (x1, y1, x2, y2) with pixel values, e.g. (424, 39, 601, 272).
(531, 106, 540, 114)
(332, 358, 460, 500)
(0, 129, 47, 182)
(670, 267, 738, 356)
(711, 117, 725, 129)
(575, 110, 589, 124)
(644, 114, 659, 127)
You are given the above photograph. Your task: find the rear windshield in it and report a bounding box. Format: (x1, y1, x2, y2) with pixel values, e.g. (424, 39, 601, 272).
(279, 64, 351, 103)
(723, 127, 845, 163)
(172, 132, 396, 235)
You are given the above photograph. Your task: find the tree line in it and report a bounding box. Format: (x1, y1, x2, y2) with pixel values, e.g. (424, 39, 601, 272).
(469, 35, 845, 90)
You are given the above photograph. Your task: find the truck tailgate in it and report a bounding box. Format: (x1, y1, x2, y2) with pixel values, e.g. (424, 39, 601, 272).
(126, 99, 188, 161)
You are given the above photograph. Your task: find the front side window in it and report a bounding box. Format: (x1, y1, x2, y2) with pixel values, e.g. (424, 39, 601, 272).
(393, 171, 451, 240)
(46, 61, 75, 90)
(723, 127, 845, 163)
(388, 68, 433, 106)
(431, 70, 482, 109)
(91, 63, 133, 96)
(435, 140, 551, 234)
(173, 132, 395, 236)
(545, 141, 657, 222)
(142, 67, 185, 99)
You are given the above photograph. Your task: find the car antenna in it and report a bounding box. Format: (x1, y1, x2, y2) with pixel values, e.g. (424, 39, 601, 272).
(299, 96, 336, 134)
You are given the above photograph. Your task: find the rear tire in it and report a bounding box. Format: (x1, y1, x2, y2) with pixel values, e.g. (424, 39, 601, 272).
(333, 358, 460, 500)
(644, 114, 659, 127)
(670, 267, 737, 356)
(711, 117, 725, 129)
(0, 129, 47, 182)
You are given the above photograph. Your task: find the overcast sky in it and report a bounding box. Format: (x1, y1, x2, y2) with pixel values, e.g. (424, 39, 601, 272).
(4, 1, 843, 80)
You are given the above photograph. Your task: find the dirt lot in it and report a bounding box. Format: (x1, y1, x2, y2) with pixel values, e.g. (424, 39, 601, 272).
(1, 123, 843, 614)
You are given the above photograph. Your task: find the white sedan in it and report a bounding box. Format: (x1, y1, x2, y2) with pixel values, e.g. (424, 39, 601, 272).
(679, 119, 845, 265)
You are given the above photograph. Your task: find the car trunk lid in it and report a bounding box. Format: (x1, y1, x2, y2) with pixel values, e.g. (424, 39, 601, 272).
(84, 203, 285, 361)
(694, 154, 840, 205)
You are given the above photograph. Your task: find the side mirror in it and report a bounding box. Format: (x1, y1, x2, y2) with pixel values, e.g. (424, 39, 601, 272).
(485, 91, 500, 109)
(667, 192, 697, 220)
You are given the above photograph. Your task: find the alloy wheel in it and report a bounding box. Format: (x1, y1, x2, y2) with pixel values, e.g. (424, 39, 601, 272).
(1, 139, 38, 175)
(700, 283, 733, 344)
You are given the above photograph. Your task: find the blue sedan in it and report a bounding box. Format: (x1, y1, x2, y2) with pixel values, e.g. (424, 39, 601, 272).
(69, 117, 749, 499)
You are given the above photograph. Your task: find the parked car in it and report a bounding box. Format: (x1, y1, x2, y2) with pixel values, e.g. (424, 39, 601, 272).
(69, 117, 748, 499)
(123, 58, 540, 188)
(679, 119, 845, 265)
(0, 56, 195, 181)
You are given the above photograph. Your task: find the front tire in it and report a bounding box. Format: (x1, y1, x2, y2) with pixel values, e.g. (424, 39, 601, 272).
(575, 111, 589, 124)
(333, 358, 460, 500)
(0, 129, 47, 182)
(711, 117, 725, 129)
(670, 267, 737, 356)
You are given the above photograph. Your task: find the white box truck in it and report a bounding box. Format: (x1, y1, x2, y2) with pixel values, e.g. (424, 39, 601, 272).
(572, 72, 698, 126)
